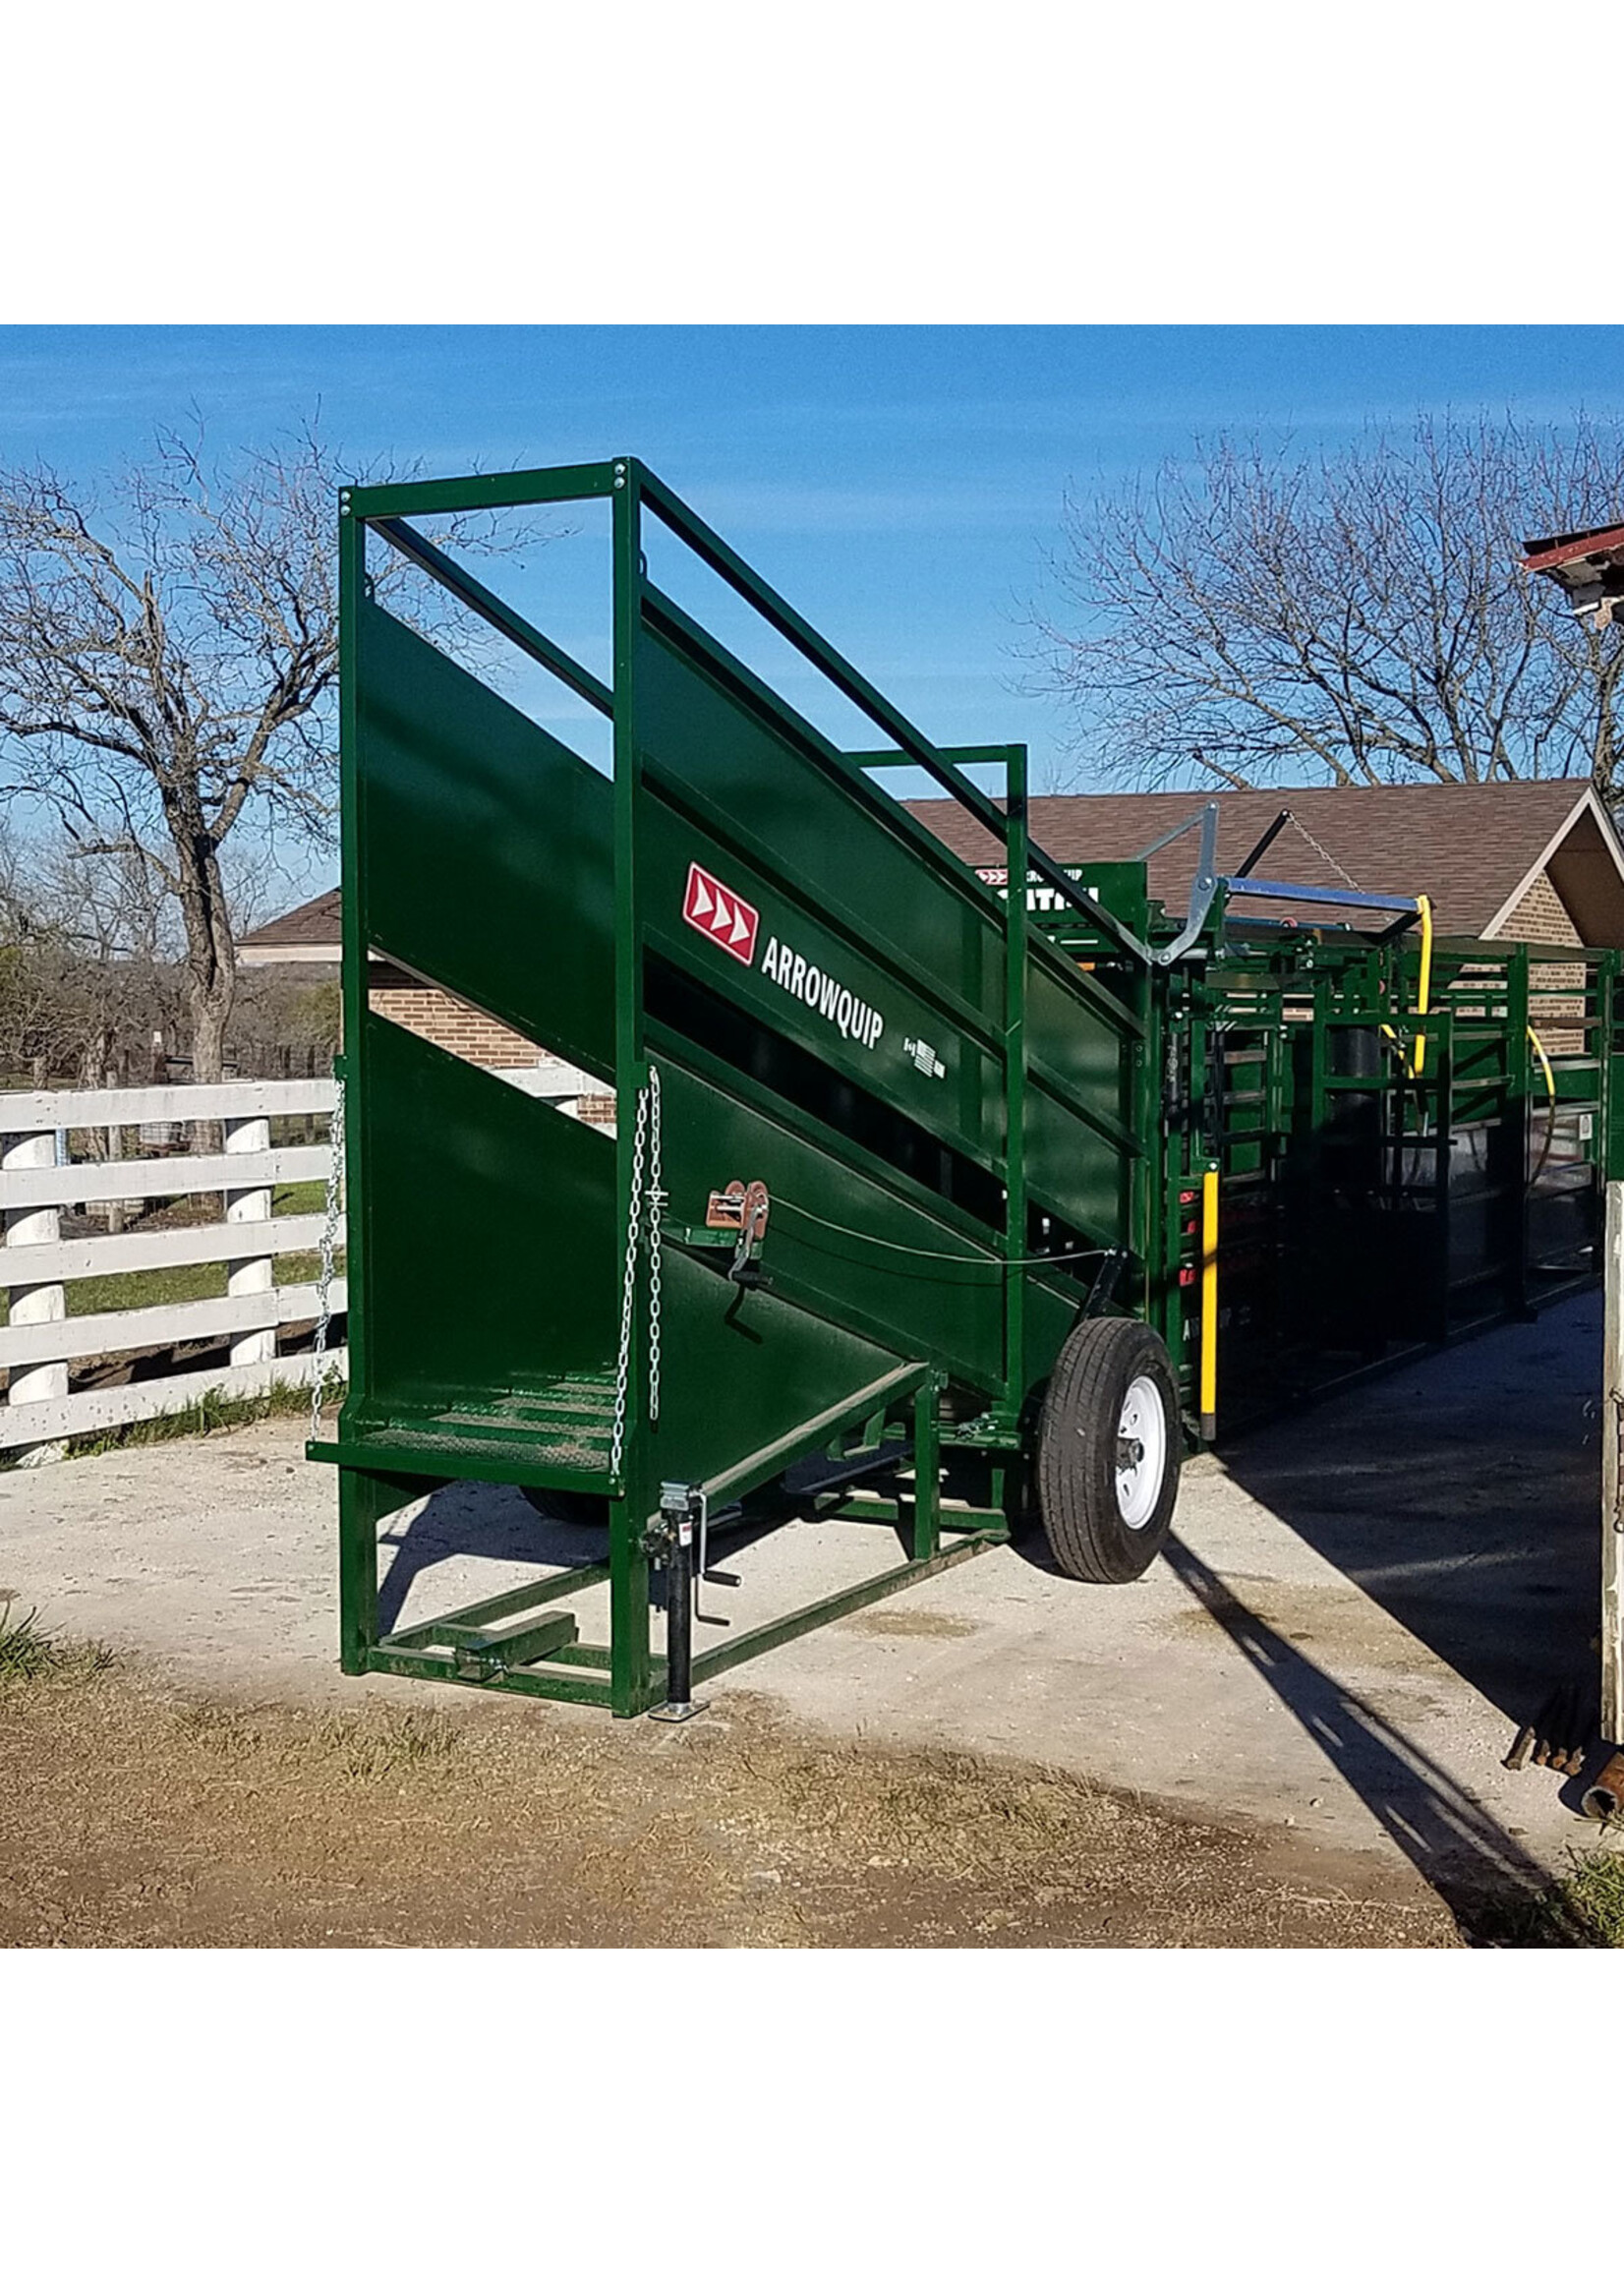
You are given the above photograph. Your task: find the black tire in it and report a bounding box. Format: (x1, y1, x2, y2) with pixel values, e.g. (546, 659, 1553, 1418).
(521, 1487, 609, 1526)
(1035, 1316, 1181, 1583)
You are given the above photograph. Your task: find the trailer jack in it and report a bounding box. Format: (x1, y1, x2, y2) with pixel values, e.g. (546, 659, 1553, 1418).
(649, 1484, 709, 1723)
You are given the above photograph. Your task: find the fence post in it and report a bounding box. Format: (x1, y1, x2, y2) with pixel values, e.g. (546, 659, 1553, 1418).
(224, 1112, 276, 1368)
(3, 1126, 68, 1465)
(1603, 1183, 1624, 1745)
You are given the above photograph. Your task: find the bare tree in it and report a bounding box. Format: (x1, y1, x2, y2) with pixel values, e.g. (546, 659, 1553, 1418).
(1033, 409, 1624, 803)
(0, 426, 351, 1079)
(0, 822, 183, 1085)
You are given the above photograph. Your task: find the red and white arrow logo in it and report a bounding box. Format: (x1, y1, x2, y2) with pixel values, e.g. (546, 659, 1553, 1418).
(682, 862, 760, 966)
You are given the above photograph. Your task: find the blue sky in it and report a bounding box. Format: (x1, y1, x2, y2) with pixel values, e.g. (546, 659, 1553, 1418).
(3, 324, 1620, 906)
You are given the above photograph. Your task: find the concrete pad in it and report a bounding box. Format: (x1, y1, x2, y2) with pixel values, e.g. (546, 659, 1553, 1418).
(1, 1295, 1612, 1907)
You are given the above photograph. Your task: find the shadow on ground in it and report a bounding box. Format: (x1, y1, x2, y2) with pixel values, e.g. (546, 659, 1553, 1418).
(1218, 1298, 1601, 1745)
(375, 1481, 603, 1637)
(1162, 1537, 1551, 1935)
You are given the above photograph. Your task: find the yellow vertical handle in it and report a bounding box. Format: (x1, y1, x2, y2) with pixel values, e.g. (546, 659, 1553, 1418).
(1412, 895, 1433, 1079)
(1199, 1168, 1219, 1443)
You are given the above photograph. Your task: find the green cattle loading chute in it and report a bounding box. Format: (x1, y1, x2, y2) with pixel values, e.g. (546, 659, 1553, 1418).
(311, 459, 1624, 1717)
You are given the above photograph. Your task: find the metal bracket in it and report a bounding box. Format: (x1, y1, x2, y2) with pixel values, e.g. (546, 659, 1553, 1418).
(1149, 804, 1221, 966)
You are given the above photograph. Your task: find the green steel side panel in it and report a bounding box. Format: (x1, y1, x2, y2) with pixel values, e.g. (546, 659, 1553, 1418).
(633, 618, 1140, 1241)
(357, 599, 614, 1081)
(647, 1245, 911, 1493)
(1021, 1079, 1135, 1250)
(1024, 960, 1139, 1134)
(356, 1011, 617, 1414)
(642, 798, 1008, 1176)
(1019, 1267, 1083, 1397)
(657, 1056, 1014, 1390)
(634, 612, 1007, 1037)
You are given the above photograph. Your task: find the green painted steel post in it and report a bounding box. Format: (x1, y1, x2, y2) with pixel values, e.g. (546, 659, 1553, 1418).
(337, 1466, 377, 1673)
(337, 1467, 395, 1672)
(335, 493, 368, 1409)
(1508, 945, 1532, 1317)
(1605, 956, 1624, 1179)
(909, 1375, 943, 1562)
(1433, 1013, 1454, 1344)
(1002, 745, 1029, 1421)
(609, 457, 653, 1717)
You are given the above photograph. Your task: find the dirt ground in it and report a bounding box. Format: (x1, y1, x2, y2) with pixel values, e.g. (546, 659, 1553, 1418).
(0, 1645, 1460, 1949)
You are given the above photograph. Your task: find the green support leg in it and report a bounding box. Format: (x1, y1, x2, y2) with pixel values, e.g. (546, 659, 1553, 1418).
(609, 1476, 654, 1718)
(908, 1376, 942, 1562)
(339, 1465, 432, 1675)
(991, 1445, 1026, 1536)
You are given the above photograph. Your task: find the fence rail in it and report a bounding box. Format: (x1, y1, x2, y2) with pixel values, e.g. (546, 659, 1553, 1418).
(0, 1078, 346, 1460)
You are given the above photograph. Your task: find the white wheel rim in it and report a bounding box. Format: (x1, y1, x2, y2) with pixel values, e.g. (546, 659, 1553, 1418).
(1115, 1373, 1167, 1531)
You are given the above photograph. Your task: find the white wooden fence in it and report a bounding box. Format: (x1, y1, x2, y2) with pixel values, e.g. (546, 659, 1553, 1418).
(0, 1079, 347, 1462)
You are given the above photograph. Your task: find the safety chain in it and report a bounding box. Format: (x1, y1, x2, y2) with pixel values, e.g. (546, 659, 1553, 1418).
(1284, 810, 1363, 894)
(609, 1067, 664, 1477)
(310, 1074, 346, 1438)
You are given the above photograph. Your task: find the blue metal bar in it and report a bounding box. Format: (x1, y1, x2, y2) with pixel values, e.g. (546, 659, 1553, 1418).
(1224, 876, 1421, 915)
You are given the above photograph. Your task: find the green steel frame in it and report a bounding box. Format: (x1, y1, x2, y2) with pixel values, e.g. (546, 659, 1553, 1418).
(314, 456, 1624, 1719)
(316, 457, 1134, 1716)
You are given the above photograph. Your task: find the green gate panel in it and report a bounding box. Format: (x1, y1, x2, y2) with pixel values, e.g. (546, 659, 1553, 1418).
(648, 1246, 905, 1493)
(358, 1011, 617, 1415)
(642, 798, 1008, 1177)
(636, 609, 1007, 1040)
(358, 599, 614, 1081)
(635, 609, 1138, 1243)
(656, 1055, 1012, 1392)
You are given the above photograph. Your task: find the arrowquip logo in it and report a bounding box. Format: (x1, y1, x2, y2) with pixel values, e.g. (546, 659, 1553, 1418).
(761, 935, 884, 1050)
(683, 862, 760, 965)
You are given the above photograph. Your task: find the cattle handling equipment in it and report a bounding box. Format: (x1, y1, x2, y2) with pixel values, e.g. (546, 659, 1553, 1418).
(312, 457, 1624, 1716)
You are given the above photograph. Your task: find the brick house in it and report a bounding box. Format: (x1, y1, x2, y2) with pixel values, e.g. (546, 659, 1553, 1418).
(242, 780, 1624, 1086)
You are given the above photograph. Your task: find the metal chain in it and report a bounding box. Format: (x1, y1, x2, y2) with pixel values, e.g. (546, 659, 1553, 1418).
(1284, 810, 1363, 894)
(309, 1074, 346, 1438)
(609, 1071, 652, 1479)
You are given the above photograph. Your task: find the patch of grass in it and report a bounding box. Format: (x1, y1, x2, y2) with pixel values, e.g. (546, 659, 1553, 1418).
(274, 1246, 345, 1289)
(172, 1701, 269, 1761)
(67, 1260, 228, 1317)
(175, 1700, 458, 1781)
(63, 1370, 341, 1460)
(0, 1603, 115, 1689)
(274, 1181, 324, 1217)
(1482, 1846, 1624, 1948)
(305, 1709, 460, 1781)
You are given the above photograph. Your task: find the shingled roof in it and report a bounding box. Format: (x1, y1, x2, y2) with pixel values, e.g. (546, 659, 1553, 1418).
(240, 781, 1624, 963)
(239, 886, 342, 958)
(906, 780, 1624, 943)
